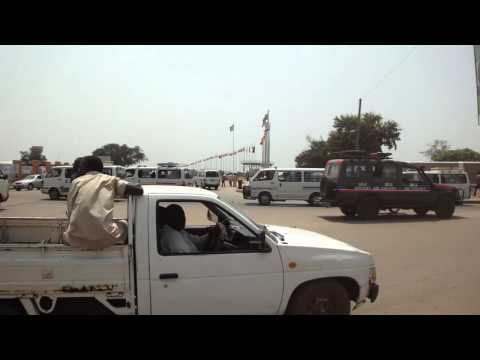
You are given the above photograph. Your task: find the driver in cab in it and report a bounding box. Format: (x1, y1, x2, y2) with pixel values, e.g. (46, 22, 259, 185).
(162, 204, 225, 254)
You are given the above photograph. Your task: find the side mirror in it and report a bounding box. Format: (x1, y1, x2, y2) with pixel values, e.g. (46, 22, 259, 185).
(257, 231, 270, 252)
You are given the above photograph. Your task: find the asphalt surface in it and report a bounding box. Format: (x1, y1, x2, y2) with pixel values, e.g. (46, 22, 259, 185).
(1, 186, 480, 315)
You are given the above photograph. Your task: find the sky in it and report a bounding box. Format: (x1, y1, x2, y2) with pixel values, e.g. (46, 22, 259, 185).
(0, 45, 478, 169)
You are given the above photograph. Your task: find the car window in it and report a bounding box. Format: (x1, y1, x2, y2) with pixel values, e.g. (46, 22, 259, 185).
(401, 168, 428, 186)
(126, 169, 136, 177)
(427, 174, 440, 183)
(326, 163, 340, 179)
(278, 171, 301, 182)
(46, 168, 62, 178)
(206, 171, 219, 177)
(254, 170, 275, 181)
(441, 174, 467, 184)
(345, 164, 372, 179)
(156, 201, 259, 256)
(116, 167, 126, 179)
(102, 168, 113, 176)
(64, 168, 73, 179)
(304, 171, 323, 182)
(380, 164, 397, 180)
(139, 169, 155, 178)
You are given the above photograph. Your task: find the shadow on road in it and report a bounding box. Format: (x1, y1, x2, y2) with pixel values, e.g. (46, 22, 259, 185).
(319, 213, 466, 224)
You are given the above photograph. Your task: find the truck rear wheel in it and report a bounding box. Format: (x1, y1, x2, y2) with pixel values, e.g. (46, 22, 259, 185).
(308, 193, 322, 206)
(258, 192, 271, 206)
(286, 280, 351, 315)
(49, 188, 60, 200)
(340, 207, 356, 218)
(356, 197, 379, 220)
(435, 197, 455, 219)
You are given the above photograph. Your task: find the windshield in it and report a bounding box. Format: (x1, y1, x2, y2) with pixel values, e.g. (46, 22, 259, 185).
(24, 175, 35, 180)
(206, 171, 219, 177)
(325, 162, 341, 179)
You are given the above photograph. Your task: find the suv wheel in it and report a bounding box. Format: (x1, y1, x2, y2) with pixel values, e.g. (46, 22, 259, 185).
(435, 196, 455, 219)
(27, 184, 33, 191)
(49, 188, 60, 200)
(340, 207, 356, 218)
(308, 193, 322, 206)
(286, 280, 351, 315)
(356, 197, 379, 220)
(414, 208, 428, 216)
(258, 192, 271, 206)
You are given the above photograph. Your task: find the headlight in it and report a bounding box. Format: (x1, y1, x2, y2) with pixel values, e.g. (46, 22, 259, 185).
(369, 266, 376, 283)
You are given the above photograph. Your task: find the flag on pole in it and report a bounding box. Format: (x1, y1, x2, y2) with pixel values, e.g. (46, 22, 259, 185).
(262, 110, 269, 127)
(474, 45, 480, 125)
(252, 145, 255, 153)
(229, 124, 234, 132)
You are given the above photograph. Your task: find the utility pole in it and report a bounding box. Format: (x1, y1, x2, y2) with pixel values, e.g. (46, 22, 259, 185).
(355, 98, 362, 150)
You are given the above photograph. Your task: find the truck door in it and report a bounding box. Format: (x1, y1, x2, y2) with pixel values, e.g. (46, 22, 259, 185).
(399, 166, 434, 207)
(147, 196, 284, 314)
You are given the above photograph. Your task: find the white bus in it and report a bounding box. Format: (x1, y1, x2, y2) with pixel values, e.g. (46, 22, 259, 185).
(126, 166, 194, 186)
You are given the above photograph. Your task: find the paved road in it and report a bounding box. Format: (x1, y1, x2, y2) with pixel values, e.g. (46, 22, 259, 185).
(1, 187, 480, 314)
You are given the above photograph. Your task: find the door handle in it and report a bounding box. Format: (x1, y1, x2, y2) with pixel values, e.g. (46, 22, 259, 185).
(159, 273, 178, 280)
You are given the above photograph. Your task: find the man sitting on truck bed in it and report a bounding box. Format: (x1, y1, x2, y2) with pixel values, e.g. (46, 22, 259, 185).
(63, 156, 143, 250)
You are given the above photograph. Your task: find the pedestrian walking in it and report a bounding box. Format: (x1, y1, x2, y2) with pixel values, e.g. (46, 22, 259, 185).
(475, 172, 480, 197)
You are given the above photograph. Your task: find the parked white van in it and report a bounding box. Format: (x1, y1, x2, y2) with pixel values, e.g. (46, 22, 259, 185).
(157, 167, 194, 186)
(126, 167, 158, 185)
(102, 165, 127, 179)
(0, 169, 9, 204)
(424, 169, 471, 204)
(195, 170, 221, 190)
(41, 166, 73, 200)
(243, 167, 325, 205)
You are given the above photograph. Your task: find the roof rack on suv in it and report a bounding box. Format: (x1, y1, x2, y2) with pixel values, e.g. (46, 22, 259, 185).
(328, 150, 392, 160)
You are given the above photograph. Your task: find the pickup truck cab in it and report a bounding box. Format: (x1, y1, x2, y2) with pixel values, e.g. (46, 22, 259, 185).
(0, 186, 378, 315)
(320, 151, 458, 219)
(0, 170, 9, 203)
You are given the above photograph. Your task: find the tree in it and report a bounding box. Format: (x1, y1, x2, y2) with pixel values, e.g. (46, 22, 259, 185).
(421, 140, 451, 160)
(295, 136, 330, 168)
(422, 140, 480, 161)
(20, 146, 47, 164)
(92, 143, 147, 166)
(327, 113, 401, 153)
(294, 112, 401, 167)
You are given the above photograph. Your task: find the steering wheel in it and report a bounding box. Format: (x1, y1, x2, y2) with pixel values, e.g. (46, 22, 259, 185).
(207, 222, 228, 251)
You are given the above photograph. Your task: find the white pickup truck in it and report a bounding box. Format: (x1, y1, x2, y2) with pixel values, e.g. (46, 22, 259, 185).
(0, 186, 379, 315)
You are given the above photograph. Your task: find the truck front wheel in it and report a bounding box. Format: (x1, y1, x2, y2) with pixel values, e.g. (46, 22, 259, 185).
(49, 188, 60, 200)
(286, 280, 351, 315)
(258, 192, 271, 206)
(435, 197, 455, 219)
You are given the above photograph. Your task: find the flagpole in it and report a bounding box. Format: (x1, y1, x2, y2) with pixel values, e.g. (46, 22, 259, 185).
(232, 122, 235, 173)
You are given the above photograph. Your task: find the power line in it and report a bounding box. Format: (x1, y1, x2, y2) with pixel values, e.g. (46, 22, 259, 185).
(362, 46, 418, 98)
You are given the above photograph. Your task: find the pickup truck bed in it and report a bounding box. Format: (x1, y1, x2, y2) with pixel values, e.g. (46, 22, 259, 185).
(0, 218, 133, 314)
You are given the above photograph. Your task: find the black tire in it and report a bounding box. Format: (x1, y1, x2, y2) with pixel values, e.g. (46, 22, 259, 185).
(49, 188, 60, 200)
(435, 196, 455, 219)
(414, 208, 428, 216)
(356, 197, 379, 220)
(340, 207, 356, 218)
(27, 184, 33, 191)
(286, 280, 351, 315)
(308, 193, 322, 206)
(258, 192, 271, 206)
